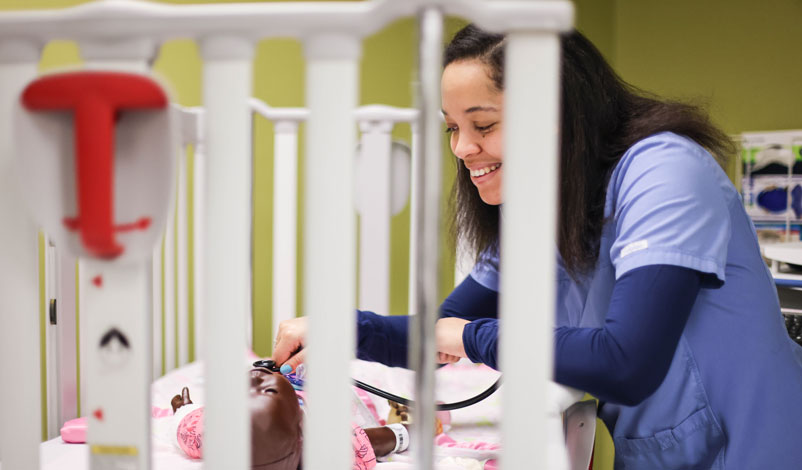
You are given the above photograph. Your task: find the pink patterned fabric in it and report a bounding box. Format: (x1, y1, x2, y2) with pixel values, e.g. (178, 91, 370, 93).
(434, 433, 499, 452)
(176, 408, 204, 459)
(151, 406, 173, 418)
(435, 432, 500, 469)
(354, 387, 382, 424)
(351, 423, 377, 470)
(171, 403, 374, 469)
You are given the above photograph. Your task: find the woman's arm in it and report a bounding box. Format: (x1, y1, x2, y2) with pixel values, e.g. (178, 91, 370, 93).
(440, 274, 499, 320)
(555, 264, 702, 406)
(356, 311, 410, 368)
(357, 273, 499, 368)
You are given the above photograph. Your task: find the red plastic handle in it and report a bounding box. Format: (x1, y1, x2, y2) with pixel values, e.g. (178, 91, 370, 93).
(22, 71, 167, 258)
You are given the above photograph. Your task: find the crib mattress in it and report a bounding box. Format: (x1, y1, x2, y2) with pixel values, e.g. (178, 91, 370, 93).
(36, 359, 508, 470)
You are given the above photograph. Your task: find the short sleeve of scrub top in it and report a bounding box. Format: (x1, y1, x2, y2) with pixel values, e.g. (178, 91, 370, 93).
(469, 249, 500, 291)
(608, 133, 731, 284)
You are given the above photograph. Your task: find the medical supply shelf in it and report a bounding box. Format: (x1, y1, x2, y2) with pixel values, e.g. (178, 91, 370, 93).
(742, 130, 802, 347)
(760, 240, 802, 346)
(762, 241, 802, 311)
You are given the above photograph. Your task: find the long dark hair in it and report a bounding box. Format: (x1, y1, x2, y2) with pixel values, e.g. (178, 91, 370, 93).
(445, 24, 734, 277)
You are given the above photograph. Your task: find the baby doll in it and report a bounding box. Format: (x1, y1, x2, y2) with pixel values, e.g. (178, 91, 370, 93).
(170, 365, 409, 470)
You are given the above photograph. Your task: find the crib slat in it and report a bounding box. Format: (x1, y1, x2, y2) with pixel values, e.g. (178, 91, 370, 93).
(177, 145, 189, 367)
(77, 54, 155, 470)
(272, 120, 300, 341)
(0, 44, 42, 470)
(175, 105, 204, 366)
(200, 36, 254, 470)
(164, 187, 177, 373)
(357, 120, 394, 315)
(191, 110, 206, 363)
(302, 33, 360, 470)
(499, 33, 561, 470)
(152, 244, 164, 378)
(410, 8, 443, 469)
(56, 249, 79, 426)
(44, 237, 60, 439)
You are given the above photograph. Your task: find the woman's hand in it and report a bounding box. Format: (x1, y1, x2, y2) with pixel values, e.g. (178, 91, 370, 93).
(437, 352, 461, 364)
(435, 317, 470, 360)
(272, 317, 307, 372)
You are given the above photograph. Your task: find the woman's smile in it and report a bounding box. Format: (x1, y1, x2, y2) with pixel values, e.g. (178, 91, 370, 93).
(468, 162, 502, 180)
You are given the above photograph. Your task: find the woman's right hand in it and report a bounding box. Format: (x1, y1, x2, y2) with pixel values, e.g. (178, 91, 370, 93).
(272, 317, 307, 372)
(437, 352, 461, 364)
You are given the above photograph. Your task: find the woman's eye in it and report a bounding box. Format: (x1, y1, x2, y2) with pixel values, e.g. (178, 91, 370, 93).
(445, 125, 457, 134)
(263, 388, 277, 394)
(476, 123, 496, 133)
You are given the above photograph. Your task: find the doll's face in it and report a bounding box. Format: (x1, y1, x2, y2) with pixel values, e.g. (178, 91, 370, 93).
(249, 368, 303, 470)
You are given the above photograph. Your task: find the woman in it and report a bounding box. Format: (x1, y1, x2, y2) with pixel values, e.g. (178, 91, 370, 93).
(275, 25, 802, 468)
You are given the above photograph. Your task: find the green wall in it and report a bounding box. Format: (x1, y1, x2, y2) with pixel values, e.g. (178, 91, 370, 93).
(576, 0, 802, 178)
(615, 0, 802, 136)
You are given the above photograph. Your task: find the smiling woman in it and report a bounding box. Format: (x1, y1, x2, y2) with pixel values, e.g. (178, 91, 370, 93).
(270, 21, 802, 470)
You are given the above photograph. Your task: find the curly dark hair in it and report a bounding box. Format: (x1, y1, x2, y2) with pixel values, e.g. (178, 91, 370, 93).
(444, 24, 734, 277)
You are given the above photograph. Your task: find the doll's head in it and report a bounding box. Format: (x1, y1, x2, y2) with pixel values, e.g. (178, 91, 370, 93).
(249, 366, 303, 470)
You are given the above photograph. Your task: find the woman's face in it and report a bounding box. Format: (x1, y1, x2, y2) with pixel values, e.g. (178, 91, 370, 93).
(249, 368, 303, 469)
(441, 59, 504, 205)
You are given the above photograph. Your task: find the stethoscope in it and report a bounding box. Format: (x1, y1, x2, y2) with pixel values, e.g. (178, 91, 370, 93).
(253, 359, 501, 411)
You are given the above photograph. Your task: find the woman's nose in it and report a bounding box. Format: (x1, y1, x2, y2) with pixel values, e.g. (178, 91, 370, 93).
(453, 132, 480, 160)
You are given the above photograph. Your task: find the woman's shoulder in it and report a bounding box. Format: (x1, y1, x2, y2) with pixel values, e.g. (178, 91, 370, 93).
(620, 131, 717, 171)
(604, 131, 738, 217)
(611, 131, 734, 196)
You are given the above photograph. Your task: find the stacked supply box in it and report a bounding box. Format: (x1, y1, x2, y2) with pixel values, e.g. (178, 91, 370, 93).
(740, 130, 802, 243)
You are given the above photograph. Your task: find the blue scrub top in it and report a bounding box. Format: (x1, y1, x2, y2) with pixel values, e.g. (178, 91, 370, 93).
(471, 132, 802, 469)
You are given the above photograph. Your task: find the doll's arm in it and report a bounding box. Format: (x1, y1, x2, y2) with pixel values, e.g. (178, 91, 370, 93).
(363, 423, 409, 457)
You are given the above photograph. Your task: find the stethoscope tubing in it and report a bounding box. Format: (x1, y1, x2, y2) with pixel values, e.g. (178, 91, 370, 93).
(254, 359, 502, 411)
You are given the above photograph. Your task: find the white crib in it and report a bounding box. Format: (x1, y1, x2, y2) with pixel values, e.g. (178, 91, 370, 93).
(0, 1, 573, 469)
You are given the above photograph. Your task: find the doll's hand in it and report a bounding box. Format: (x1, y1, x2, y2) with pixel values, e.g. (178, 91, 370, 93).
(435, 317, 469, 359)
(272, 317, 307, 372)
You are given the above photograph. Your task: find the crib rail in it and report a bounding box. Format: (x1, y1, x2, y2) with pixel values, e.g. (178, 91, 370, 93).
(0, 0, 570, 44)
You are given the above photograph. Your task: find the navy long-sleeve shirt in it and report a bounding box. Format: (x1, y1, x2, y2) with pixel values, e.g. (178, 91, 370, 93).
(356, 264, 701, 406)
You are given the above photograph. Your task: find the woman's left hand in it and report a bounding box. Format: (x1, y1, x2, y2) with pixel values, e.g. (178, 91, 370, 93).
(435, 317, 470, 359)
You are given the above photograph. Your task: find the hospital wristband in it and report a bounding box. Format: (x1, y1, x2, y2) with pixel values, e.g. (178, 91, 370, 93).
(386, 423, 409, 454)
